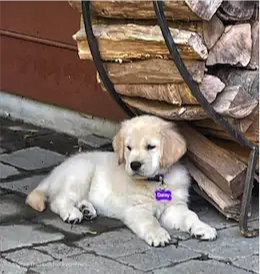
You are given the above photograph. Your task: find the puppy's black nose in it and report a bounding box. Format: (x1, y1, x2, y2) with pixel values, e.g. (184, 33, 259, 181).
(130, 161, 142, 171)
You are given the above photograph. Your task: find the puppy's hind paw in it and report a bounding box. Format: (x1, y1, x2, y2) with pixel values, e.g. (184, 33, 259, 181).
(144, 227, 171, 247)
(191, 223, 217, 241)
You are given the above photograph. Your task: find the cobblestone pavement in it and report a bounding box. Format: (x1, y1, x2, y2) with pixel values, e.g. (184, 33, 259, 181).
(0, 117, 259, 274)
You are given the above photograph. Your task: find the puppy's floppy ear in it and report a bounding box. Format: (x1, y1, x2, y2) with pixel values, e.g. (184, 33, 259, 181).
(160, 124, 187, 168)
(112, 132, 125, 165)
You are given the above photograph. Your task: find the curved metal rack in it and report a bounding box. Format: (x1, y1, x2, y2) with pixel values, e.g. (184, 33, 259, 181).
(81, 1, 259, 237)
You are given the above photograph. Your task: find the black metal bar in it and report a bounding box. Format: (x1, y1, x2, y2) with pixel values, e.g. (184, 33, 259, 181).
(239, 147, 259, 238)
(81, 1, 135, 118)
(153, 1, 258, 153)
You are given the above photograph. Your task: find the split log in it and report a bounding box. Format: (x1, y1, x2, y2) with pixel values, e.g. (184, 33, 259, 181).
(122, 97, 208, 120)
(248, 21, 259, 70)
(214, 69, 259, 101)
(185, 0, 223, 21)
(199, 75, 225, 103)
(104, 59, 205, 84)
(212, 85, 258, 119)
(203, 15, 224, 50)
(217, 1, 256, 21)
(98, 74, 224, 105)
(185, 160, 240, 220)
(209, 138, 259, 170)
(193, 108, 259, 144)
(207, 24, 252, 67)
(73, 23, 208, 61)
(180, 124, 247, 198)
(69, 1, 201, 21)
(193, 107, 258, 135)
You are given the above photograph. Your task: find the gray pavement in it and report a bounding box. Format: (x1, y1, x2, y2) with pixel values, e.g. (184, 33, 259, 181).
(0, 117, 259, 274)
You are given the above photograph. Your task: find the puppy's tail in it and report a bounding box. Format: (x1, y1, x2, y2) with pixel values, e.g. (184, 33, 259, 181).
(26, 178, 49, 212)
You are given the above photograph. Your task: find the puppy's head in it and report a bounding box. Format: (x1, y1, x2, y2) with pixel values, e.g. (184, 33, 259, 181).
(113, 115, 186, 177)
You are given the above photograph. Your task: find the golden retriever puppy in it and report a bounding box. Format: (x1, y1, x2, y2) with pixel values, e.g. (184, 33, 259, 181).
(26, 115, 217, 246)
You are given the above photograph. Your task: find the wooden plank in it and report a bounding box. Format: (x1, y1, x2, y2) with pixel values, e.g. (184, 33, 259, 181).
(207, 24, 252, 67)
(98, 74, 224, 105)
(68, 1, 201, 21)
(217, 1, 256, 21)
(185, 0, 222, 21)
(180, 124, 247, 198)
(212, 85, 258, 119)
(104, 59, 205, 84)
(185, 159, 240, 220)
(122, 97, 208, 120)
(203, 15, 224, 49)
(73, 23, 208, 61)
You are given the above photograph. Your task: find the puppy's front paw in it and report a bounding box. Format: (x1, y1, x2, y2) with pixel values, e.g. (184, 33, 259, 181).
(190, 222, 217, 241)
(77, 200, 97, 221)
(64, 207, 83, 224)
(144, 227, 171, 247)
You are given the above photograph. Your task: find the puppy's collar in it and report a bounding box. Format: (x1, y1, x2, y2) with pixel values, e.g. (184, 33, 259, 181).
(147, 174, 165, 185)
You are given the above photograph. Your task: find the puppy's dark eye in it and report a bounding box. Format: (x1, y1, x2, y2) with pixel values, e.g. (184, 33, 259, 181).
(146, 144, 156, 150)
(127, 145, 132, 151)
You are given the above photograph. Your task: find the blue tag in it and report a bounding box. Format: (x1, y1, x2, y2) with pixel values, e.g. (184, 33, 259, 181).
(155, 189, 172, 201)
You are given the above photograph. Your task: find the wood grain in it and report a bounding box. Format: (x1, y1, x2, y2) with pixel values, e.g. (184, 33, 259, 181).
(185, 159, 240, 220)
(180, 124, 247, 198)
(74, 23, 208, 61)
(69, 1, 201, 21)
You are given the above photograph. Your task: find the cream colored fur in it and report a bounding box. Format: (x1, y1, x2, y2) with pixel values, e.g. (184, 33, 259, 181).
(26, 115, 217, 246)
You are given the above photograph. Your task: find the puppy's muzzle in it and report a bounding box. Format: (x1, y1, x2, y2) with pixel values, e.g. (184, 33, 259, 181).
(130, 161, 142, 171)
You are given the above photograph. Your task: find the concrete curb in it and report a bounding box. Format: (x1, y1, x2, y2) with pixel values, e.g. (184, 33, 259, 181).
(0, 91, 120, 140)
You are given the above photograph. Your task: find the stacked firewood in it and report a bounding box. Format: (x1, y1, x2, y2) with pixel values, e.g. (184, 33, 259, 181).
(69, 1, 259, 220)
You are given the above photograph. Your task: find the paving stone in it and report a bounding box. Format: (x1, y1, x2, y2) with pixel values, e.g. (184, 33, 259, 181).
(0, 147, 7, 154)
(180, 224, 259, 261)
(24, 132, 88, 156)
(233, 255, 259, 273)
(0, 258, 27, 274)
(1, 175, 46, 195)
(32, 210, 122, 236)
(35, 243, 83, 260)
(78, 134, 111, 148)
(151, 260, 253, 274)
(32, 253, 143, 274)
(4, 248, 54, 267)
(0, 162, 19, 179)
(0, 194, 38, 222)
(0, 147, 66, 170)
(0, 223, 64, 252)
(75, 228, 151, 258)
(190, 199, 237, 230)
(118, 245, 198, 271)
